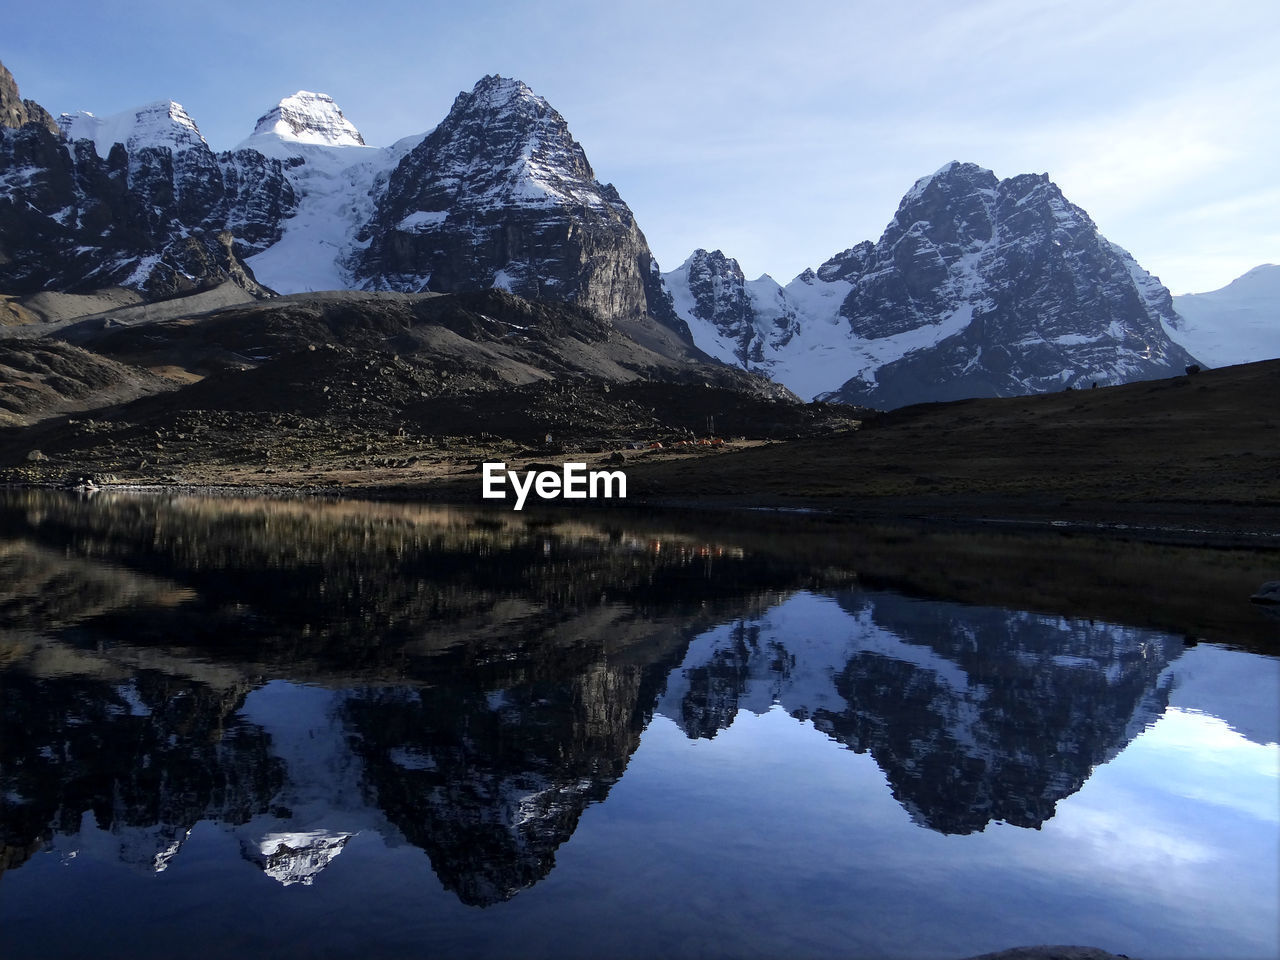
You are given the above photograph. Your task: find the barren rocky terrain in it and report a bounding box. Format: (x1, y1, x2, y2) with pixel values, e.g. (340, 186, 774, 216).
(0, 286, 858, 489)
(1, 285, 1278, 554)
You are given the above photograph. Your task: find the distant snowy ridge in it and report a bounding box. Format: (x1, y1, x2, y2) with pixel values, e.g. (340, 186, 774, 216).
(58, 100, 208, 157)
(1168, 264, 1280, 368)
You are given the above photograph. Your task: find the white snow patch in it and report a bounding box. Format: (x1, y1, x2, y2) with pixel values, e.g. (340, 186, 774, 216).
(239, 135, 409, 293)
(58, 101, 207, 158)
(396, 210, 448, 232)
(1168, 264, 1280, 367)
(251, 91, 365, 147)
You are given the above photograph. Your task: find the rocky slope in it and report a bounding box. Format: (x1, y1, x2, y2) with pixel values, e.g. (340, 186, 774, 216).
(0, 60, 57, 135)
(665, 163, 1201, 407)
(352, 75, 680, 329)
(0, 285, 847, 491)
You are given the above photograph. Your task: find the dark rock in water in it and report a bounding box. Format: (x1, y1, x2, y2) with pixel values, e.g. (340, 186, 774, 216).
(1250, 581, 1280, 605)
(61, 472, 101, 492)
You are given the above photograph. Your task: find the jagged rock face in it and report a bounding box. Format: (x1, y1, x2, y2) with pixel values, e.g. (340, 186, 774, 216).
(834, 163, 1004, 340)
(141, 230, 274, 299)
(664, 249, 798, 367)
(824, 163, 1198, 406)
(251, 91, 365, 146)
(0, 61, 58, 135)
(678, 250, 754, 357)
(814, 242, 873, 284)
(667, 162, 1200, 407)
(55, 101, 297, 272)
(354, 75, 670, 324)
(0, 87, 295, 295)
(218, 148, 300, 254)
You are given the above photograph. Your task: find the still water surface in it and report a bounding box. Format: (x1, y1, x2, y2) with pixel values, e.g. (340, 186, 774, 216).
(0, 491, 1276, 959)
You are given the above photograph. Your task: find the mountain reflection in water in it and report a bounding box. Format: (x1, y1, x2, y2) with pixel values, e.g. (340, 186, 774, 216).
(0, 490, 1275, 960)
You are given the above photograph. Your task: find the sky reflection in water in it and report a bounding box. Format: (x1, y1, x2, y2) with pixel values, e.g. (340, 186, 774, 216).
(0, 492, 1275, 960)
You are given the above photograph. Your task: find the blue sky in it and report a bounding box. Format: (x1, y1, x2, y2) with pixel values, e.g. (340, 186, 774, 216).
(7, 0, 1277, 293)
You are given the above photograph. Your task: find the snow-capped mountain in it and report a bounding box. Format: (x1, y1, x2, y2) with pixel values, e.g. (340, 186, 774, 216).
(249, 91, 366, 147)
(353, 75, 677, 325)
(58, 100, 209, 157)
(0, 65, 682, 332)
(234, 92, 415, 293)
(1167, 264, 1280, 368)
(665, 162, 1201, 406)
(1, 60, 1263, 406)
(0, 63, 295, 296)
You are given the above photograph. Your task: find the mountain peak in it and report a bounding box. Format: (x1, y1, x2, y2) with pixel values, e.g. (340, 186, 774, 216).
(353, 74, 669, 324)
(683, 249, 742, 275)
(900, 161, 998, 207)
(441, 75, 563, 141)
(0, 59, 59, 135)
(58, 100, 207, 158)
(377, 73, 603, 221)
(250, 91, 365, 147)
(1218, 262, 1280, 295)
(464, 74, 539, 109)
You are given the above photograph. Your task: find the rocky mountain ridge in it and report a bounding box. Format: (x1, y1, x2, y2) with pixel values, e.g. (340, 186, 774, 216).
(1, 64, 685, 337)
(0, 67, 296, 298)
(665, 162, 1201, 407)
(1, 60, 1262, 409)
(0, 60, 58, 135)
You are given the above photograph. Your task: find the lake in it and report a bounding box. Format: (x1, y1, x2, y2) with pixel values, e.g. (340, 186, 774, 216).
(1, 490, 1276, 959)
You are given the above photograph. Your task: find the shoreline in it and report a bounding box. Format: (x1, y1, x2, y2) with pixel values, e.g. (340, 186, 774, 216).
(7, 473, 1280, 552)
(4, 478, 1276, 655)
